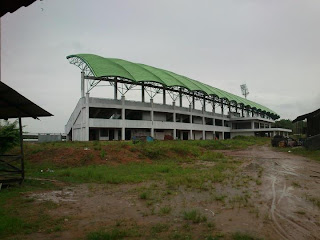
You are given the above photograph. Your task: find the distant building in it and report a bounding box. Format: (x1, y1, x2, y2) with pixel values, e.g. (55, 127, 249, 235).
(65, 54, 291, 141)
(293, 108, 320, 137)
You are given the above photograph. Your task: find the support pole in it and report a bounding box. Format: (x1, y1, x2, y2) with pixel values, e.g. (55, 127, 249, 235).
(192, 93, 195, 109)
(19, 117, 24, 182)
(203, 96, 206, 112)
(221, 99, 224, 115)
(141, 82, 145, 102)
(163, 88, 166, 105)
(81, 71, 85, 98)
(179, 88, 182, 107)
(114, 78, 118, 100)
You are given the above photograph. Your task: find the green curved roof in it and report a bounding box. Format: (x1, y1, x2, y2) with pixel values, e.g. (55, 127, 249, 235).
(67, 53, 279, 118)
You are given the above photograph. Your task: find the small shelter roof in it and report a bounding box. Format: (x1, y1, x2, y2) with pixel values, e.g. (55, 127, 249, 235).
(292, 108, 320, 123)
(0, 0, 37, 17)
(0, 81, 53, 119)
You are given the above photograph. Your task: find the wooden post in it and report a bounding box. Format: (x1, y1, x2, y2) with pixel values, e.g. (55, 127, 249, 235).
(19, 117, 24, 182)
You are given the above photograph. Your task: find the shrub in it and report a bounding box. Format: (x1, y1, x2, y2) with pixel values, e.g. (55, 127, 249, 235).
(0, 120, 20, 154)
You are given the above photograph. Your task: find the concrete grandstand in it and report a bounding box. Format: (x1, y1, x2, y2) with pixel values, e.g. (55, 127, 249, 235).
(65, 54, 291, 141)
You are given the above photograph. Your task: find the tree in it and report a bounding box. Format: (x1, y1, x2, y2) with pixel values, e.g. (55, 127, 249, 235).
(0, 120, 20, 154)
(272, 119, 293, 130)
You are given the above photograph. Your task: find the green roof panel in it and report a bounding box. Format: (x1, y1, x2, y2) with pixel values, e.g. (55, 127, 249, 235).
(67, 53, 279, 118)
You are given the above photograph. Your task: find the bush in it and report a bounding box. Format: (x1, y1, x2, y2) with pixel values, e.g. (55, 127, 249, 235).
(0, 121, 20, 154)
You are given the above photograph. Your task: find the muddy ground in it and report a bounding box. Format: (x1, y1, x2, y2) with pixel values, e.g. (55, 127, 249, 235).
(19, 146, 320, 239)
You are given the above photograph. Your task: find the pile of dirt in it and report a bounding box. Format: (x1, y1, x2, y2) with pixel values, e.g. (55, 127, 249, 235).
(27, 145, 150, 167)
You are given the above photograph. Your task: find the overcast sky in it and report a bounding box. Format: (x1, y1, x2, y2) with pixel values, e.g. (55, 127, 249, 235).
(2, 0, 320, 133)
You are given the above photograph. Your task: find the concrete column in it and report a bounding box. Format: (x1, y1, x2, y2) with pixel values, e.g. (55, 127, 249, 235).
(222, 132, 225, 140)
(273, 131, 276, 137)
(151, 128, 154, 138)
(114, 129, 119, 140)
(85, 93, 90, 141)
(202, 131, 205, 140)
(190, 130, 193, 140)
(121, 95, 125, 140)
(173, 101, 176, 139)
(251, 121, 255, 129)
(81, 71, 85, 98)
(213, 131, 215, 140)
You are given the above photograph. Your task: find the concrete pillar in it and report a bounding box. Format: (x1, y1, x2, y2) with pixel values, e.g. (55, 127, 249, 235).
(222, 132, 225, 140)
(190, 130, 193, 140)
(151, 128, 154, 138)
(202, 131, 205, 140)
(121, 95, 125, 140)
(273, 131, 276, 137)
(81, 71, 85, 98)
(173, 129, 176, 140)
(85, 93, 90, 141)
(173, 102, 176, 139)
(114, 129, 119, 140)
(251, 121, 255, 129)
(213, 131, 215, 140)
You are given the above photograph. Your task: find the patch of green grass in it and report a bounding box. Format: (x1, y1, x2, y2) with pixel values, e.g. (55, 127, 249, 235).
(87, 229, 127, 240)
(150, 223, 169, 234)
(0, 179, 60, 238)
(183, 209, 207, 223)
(139, 192, 149, 200)
(278, 147, 320, 162)
(232, 232, 263, 240)
(159, 206, 172, 215)
(200, 151, 226, 162)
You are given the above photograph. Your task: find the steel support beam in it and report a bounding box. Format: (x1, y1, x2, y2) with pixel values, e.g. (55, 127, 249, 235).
(141, 82, 145, 102)
(81, 71, 85, 98)
(179, 88, 182, 107)
(114, 78, 118, 100)
(163, 88, 166, 105)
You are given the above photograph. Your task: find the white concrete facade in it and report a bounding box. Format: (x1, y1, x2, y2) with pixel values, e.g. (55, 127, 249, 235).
(65, 95, 291, 141)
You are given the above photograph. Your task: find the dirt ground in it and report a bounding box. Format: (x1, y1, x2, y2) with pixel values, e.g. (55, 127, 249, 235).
(22, 146, 320, 240)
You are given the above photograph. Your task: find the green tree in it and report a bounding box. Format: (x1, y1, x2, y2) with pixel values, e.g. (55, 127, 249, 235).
(272, 119, 293, 130)
(0, 120, 20, 154)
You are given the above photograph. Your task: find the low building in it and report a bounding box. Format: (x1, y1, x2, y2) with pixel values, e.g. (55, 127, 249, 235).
(65, 54, 291, 141)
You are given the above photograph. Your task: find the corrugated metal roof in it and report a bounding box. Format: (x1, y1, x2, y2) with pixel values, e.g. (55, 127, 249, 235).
(292, 108, 320, 123)
(67, 53, 279, 118)
(0, 81, 53, 119)
(0, 0, 37, 18)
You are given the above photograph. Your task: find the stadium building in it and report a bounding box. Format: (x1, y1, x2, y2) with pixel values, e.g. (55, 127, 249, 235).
(65, 54, 291, 141)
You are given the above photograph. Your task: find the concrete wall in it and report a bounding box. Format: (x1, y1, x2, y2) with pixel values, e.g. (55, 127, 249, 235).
(66, 96, 287, 141)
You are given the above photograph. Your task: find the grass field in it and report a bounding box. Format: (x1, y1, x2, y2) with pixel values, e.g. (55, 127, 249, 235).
(1, 136, 318, 240)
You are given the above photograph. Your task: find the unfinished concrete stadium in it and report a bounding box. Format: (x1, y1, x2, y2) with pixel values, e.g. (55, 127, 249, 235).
(65, 54, 291, 141)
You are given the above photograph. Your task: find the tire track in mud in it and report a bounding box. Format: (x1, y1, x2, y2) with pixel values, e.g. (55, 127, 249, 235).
(268, 162, 316, 240)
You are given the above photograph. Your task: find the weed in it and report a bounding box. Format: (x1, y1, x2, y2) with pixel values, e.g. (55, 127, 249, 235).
(87, 229, 127, 240)
(159, 206, 172, 215)
(150, 223, 169, 234)
(139, 192, 148, 200)
(232, 232, 263, 240)
(183, 209, 207, 223)
(100, 149, 106, 159)
(292, 181, 301, 188)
